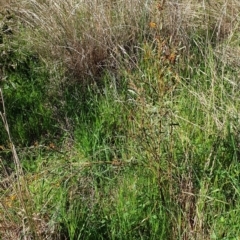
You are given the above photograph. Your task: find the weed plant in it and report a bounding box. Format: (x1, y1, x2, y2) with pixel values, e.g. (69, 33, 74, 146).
(1, 0, 240, 239)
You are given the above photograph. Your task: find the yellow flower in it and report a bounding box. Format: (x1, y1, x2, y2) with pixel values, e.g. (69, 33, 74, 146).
(149, 21, 156, 28)
(10, 195, 17, 201)
(5, 194, 17, 207)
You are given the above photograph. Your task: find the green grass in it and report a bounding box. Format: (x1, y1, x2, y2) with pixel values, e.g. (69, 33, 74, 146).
(1, 0, 240, 239)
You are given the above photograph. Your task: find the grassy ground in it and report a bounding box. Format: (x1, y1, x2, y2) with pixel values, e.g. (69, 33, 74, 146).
(0, 0, 240, 239)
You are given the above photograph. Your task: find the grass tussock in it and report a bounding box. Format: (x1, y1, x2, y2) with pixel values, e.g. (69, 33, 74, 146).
(8, 0, 152, 84)
(0, 0, 240, 239)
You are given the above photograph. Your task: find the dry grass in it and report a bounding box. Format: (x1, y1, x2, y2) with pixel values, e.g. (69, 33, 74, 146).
(2, 0, 239, 85)
(156, 0, 240, 42)
(1, 0, 240, 239)
(5, 0, 153, 85)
